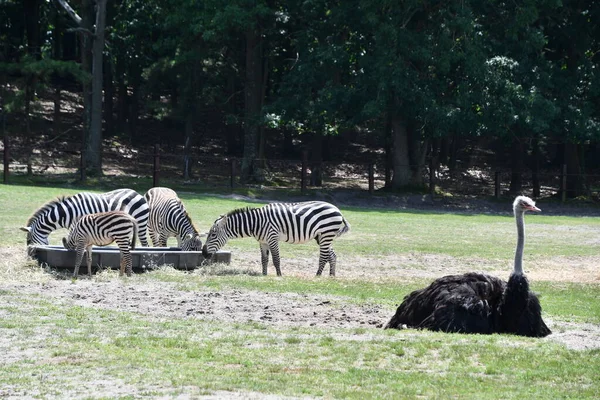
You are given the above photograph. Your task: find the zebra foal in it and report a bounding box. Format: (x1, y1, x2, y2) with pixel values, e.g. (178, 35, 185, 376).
(144, 187, 202, 250)
(202, 201, 350, 276)
(62, 211, 138, 278)
(21, 188, 149, 247)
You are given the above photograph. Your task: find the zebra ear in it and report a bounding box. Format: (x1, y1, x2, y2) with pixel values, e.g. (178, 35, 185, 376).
(20, 226, 31, 233)
(184, 233, 193, 240)
(217, 215, 228, 226)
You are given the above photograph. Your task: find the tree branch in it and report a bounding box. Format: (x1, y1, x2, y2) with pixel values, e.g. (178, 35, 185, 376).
(54, 0, 82, 26)
(67, 27, 95, 37)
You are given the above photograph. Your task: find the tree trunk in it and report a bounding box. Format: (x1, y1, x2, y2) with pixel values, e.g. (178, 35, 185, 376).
(52, 7, 63, 134)
(226, 73, 240, 155)
(384, 115, 393, 188)
(310, 132, 323, 186)
(79, 0, 93, 179)
(103, 55, 114, 137)
(391, 114, 411, 189)
(115, 61, 128, 134)
(24, 0, 41, 58)
(183, 113, 193, 179)
(565, 142, 584, 198)
(53, 87, 61, 133)
(509, 137, 524, 195)
(410, 130, 428, 186)
(23, 0, 40, 151)
(531, 136, 541, 198)
(241, 26, 263, 183)
(447, 134, 458, 175)
(84, 0, 107, 176)
(128, 80, 140, 140)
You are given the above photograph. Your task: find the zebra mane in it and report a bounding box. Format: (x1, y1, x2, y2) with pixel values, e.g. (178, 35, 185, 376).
(179, 201, 200, 234)
(26, 195, 68, 226)
(226, 207, 256, 218)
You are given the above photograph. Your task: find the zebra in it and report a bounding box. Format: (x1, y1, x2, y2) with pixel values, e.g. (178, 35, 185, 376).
(62, 211, 138, 277)
(144, 187, 202, 251)
(202, 201, 350, 276)
(21, 189, 149, 247)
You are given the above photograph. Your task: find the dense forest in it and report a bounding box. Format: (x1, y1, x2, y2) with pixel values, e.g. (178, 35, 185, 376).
(1, 0, 599, 196)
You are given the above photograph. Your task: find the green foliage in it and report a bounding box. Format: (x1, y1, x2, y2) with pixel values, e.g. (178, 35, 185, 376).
(0, 57, 88, 82)
(2, 0, 600, 187)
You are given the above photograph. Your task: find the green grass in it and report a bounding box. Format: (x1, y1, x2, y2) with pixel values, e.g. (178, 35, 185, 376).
(145, 273, 600, 324)
(1, 183, 599, 398)
(0, 290, 598, 399)
(6, 183, 600, 260)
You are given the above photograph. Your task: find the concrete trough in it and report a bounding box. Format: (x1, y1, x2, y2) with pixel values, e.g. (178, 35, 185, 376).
(31, 245, 231, 273)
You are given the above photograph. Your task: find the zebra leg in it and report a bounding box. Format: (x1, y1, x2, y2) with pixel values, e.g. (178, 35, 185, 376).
(123, 251, 133, 277)
(268, 238, 282, 277)
(116, 239, 132, 276)
(259, 243, 270, 275)
(149, 227, 160, 247)
(86, 245, 93, 277)
(138, 222, 149, 247)
(74, 246, 85, 278)
(159, 233, 169, 247)
(328, 249, 337, 276)
(315, 239, 333, 276)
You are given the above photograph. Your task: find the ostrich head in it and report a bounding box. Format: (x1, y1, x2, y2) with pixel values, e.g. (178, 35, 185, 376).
(513, 196, 541, 214)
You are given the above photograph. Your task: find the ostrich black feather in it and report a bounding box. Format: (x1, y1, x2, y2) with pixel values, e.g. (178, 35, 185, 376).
(385, 196, 551, 338)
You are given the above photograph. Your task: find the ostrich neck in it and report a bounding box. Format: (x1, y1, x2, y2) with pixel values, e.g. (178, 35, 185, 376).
(514, 210, 525, 275)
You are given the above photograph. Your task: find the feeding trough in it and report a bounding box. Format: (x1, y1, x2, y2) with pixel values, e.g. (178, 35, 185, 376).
(31, 245, 231, 273)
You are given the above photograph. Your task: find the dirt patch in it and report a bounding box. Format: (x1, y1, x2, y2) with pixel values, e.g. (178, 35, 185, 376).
(223, 251, 600, 284)
(9, 277, 386, 329)
(1, 231, 599, 368)
(2, 270, 599, 352)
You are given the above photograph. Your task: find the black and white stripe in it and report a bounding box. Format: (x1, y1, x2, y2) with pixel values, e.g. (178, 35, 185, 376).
(62, 211, 138, 277)
(144, 187, 202, 251)
(21, 189, 149, 247)
(202, 201, 350, 276)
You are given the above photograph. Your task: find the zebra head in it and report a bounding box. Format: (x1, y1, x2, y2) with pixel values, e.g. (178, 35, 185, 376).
(181, 233, 202, 251)
(20, 226, 49, 246)
(202, 215, 228, 259)
(62, 235, 76, 251)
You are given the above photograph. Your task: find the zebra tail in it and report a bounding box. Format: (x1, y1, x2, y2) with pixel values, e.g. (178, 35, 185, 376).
(132, 222, 138, 250)
(337, 217, 350, 237)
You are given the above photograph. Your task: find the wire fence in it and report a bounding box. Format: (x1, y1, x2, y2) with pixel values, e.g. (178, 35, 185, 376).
(2, 140, 600, 201)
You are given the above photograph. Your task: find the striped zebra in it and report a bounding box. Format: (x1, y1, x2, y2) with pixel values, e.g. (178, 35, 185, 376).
(144, 187, 202, 250)
(202, 201, 350, 276)
(21, 189, 149, 247)
(62, 211, 138, 277)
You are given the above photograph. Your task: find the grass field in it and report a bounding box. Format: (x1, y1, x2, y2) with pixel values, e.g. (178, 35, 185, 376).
(1, 183, 599, 399)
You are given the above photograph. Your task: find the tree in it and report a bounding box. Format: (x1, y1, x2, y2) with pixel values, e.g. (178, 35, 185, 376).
(542, 1, 600, 197)
(54, 0, 108, 177)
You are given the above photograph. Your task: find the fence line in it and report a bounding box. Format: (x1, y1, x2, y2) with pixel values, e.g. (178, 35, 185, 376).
(2, 140, 599, 201)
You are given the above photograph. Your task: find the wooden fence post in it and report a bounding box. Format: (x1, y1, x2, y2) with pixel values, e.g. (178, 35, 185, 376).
(3, 134, 8, 184)
(494, 171, 500, 198)
(80, 146, 86, 182)
(561, 164, 567, 203)
(368, 163, 375, 195)
(230, 158, 236, 190)
(301, 150, 308, 193)
(153, 144, 160, 187)
(428, 158, 435, 199)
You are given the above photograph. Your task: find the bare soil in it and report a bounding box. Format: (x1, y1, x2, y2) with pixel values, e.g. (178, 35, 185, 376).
(1, 246, 598, 356)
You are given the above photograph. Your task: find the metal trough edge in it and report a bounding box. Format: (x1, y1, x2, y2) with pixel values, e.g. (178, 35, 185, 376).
(31, 245, 231, 273)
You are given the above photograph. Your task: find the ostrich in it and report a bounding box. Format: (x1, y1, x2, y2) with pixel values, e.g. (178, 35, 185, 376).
(384, 196, 551, 337)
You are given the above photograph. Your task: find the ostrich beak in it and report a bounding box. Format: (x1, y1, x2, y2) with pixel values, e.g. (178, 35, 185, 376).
(527, 204, 541, 212)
